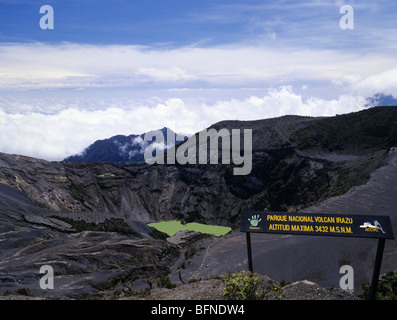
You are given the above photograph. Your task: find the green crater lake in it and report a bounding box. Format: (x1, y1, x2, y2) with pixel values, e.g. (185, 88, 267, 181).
(148, 220, 231, 237)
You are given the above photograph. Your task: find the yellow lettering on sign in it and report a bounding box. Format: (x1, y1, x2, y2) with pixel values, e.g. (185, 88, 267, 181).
(267, 215, 288, 222)
(314, 216, 335, 223)
(335, 217, 353, 224)
(290, 225, 314, 232)
(268, 224, 290, 231)
(288, 216, 314, 223)
(315, 225, 329, 233)
(329, 226, 353, 233)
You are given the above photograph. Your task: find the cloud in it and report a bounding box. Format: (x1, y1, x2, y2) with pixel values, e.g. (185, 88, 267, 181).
(136, 66, 196, 82)
(115, 136, 149, 159)
(332, 73, 363, 86)
(331, 67, 397, 98)
(350, 67, 397, 97)
(0, 42, 396, 92)
(0, 86, 370, 161)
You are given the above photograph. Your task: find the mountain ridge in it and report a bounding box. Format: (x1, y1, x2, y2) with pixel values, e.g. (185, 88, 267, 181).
(64, 127, 188, 164)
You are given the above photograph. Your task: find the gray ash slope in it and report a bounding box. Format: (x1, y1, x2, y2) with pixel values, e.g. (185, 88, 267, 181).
(0, 106, 396, 298)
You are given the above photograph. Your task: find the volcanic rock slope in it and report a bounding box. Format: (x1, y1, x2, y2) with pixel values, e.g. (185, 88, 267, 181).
(0, 106, 396, 298)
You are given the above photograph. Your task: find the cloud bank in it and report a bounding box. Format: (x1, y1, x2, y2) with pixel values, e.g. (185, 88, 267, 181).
(0, 86, 372, 161)
(0, 42, 396, 93)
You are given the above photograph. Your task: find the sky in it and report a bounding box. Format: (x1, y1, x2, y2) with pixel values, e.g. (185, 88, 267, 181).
(0, 0, 397, 160)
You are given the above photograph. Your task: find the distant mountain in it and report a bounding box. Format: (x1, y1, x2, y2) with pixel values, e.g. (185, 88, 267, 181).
(64, 127, 188, 164)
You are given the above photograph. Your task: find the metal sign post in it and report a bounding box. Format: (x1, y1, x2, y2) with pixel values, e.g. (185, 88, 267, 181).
(245, 232, 253, 273)
(368, 238, 386, 300)
(240, 211, 394, 300)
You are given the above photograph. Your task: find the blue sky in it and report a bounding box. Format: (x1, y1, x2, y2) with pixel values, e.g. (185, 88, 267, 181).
(1, 0, 396, 49)
(0, 0, 397, 160)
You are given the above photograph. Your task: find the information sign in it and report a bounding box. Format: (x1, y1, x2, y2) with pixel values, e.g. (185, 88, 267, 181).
(240, 211, 394, 300)
(241, 211, 394, 239)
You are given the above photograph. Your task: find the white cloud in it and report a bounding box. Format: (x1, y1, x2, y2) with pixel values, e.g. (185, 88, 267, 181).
(349, 67, 397, 97)
(331, 67, 397, 98)
(136, 66, 196, 82)
(332, 73, 363, 86)
(0, 42, 396, 91)
(0, 86, 369, 161)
